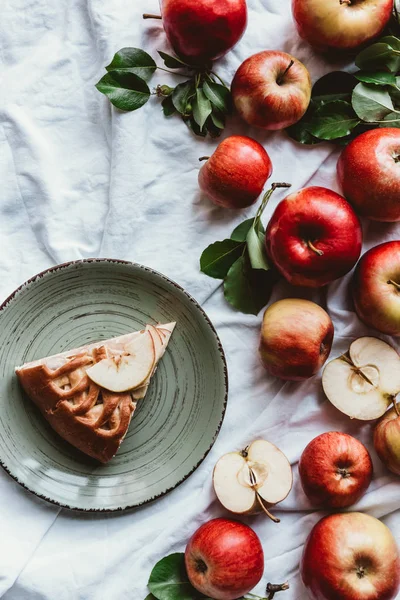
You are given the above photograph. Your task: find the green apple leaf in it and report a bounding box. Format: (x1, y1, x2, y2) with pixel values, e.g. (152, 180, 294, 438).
(246, 226, 270, 270)
(355, 71, 397, 86)
(312, 71, 357, 96)
(355, 42, 400, 73)
(286, 100, 322, 145)
(184, 115, 208, 137)
(203, 80, 231, 113)
(95, 72, 151, 111)
(193, 89, 212, 131)
(231, 218, 258, 242)
(224, 253, 277, 315)
(378, 111, 400, 126)
(352, 82, 397, 122)
(379, 36, 400, 51)
(172, 81, 195, 114)
(105, 48, 157, 81)
(162, 95, 176, 116)
(200, 239, 245, 279)
(148, 554, 209, 600)
(157, 51, 189, 69)
(309, 100, 360, 140)
(144, 595, 157, 600)
(210, 110, 226, 130)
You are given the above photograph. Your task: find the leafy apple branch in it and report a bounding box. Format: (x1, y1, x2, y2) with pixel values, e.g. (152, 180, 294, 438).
(145, 553, 289, 600)
(200, 183, 291, 315)
(287, 8, 400, 145)
(95, 47, 232, 138)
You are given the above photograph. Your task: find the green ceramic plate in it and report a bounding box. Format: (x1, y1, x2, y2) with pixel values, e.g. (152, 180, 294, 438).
(0, 260, 227, 511)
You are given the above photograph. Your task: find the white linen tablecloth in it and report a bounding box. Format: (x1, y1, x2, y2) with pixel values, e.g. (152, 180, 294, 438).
(1, 0, 399, 598)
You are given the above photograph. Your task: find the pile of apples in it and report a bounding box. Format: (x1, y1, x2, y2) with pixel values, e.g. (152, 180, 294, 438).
(152, 1, 400, 600)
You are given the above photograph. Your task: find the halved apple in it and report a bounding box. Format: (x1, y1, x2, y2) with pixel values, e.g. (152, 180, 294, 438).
(213, 440, 293, 522)
(86, 331, 156, 393)
(322, 337, 400, 420)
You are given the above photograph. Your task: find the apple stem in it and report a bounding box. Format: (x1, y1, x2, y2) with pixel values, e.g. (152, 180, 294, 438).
(199, 156, 210, 161)
(248, 465, 280, 522)
(307, 240, 324, 256)
(393, 399, 400, 416)
(388, 279, 400, 291)
(266, 582, 290, 599)
(143, 13, 162, 19)
(277, 60, 294, 85)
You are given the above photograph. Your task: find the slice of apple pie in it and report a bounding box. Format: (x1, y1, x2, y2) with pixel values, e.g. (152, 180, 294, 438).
(16, 323, 175, 463)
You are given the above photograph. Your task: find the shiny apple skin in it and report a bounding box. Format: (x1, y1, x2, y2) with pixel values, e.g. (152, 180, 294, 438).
(198, 136, 272, 209)
(299, 432, 373, 508)
(160, 0, 247, 64)
(265, 186, 362, 287)
(259, 299, 334, 380)
(338, 129, 400, 222)
(353, 241, 400, 335)
(301, 512, 400, 600)
(231, 51, 311, 130)
(185, 518, 264, 600)
(374, 404, 400, 475)
(292, 0, 393, 51)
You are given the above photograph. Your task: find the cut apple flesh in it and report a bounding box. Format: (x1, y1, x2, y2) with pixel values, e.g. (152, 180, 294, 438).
(213, 440, 293, 520)
(322, 337, 400, 420)
(86, 331, 155, 393)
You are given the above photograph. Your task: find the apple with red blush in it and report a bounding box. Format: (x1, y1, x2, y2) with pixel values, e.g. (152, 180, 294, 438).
(198, 136, 272, 209)
(299, 432, 373, 508)
(265, 186, 362, 287)
(232, 51, 311, 130)
(374, 403, 400, 476)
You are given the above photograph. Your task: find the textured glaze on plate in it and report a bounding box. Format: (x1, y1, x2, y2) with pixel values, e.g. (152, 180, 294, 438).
(0, 260, 227, 511)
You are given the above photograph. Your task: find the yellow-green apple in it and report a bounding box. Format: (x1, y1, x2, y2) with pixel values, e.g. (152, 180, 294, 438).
(265, 187, 362, 287)
(185, 518, 264, 600)
(374, 403, 400, 475)
(158, 0, 247, 64)
(301, 512, 400, 600)
(259, 299, 334, 380)
(292, 0, 393, 52)
(338, 129, 400, 222)
(299, 432, 373, 508)
(198, 136, 272, 209)
(353, 241, 400, 335)
(231, 51, 311, 130)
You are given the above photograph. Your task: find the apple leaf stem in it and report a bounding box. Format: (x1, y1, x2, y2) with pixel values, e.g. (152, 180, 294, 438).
(209, 70, 229, 89)
(254, 183, 291, 232)
(266, 582, 290, 599)
(307, 240, 324, 256)
(142, 13, 162, 19)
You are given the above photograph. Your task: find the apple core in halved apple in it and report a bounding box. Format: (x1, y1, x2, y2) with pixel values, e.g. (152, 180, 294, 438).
(322, 337, 400, 420)
(213, 439, 293, 522)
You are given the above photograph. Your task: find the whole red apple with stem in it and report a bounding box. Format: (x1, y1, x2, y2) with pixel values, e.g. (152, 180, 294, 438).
(301, 512, 400, 600)
(185, 518, 264, 600)
(145, 0, 247, 65)
(198, 136, 273, 209)
(299, 432, 373, 508)
(374, 403, 400, 475)
(353, 241, 400, 335)
(231, 51, 311, 130)
(292, 0, 393, 52)
(338, 129, 400, 222)
(259, 299, 334, 380)
(265, 186, 362, 287)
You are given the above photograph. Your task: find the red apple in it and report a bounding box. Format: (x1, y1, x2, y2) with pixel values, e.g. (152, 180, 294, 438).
(352, 241, 400, 335)
(259, 299, 334, 381)
(338, 128, 400, 222)
(299, 432, 373, 508)
(185, 518, 264, 600)
(265, 186, 362, 287)
(159, 0, 247, 64)
(198, 136, 272, 209)
(374, 403, 400, 475)
(292, 0, 393, 52)
(231, 51, 311, 130)
(301, 512, 400, 600)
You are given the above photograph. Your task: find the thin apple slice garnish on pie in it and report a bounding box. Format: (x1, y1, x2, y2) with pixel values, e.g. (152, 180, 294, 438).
(15, 322, 175, 463)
